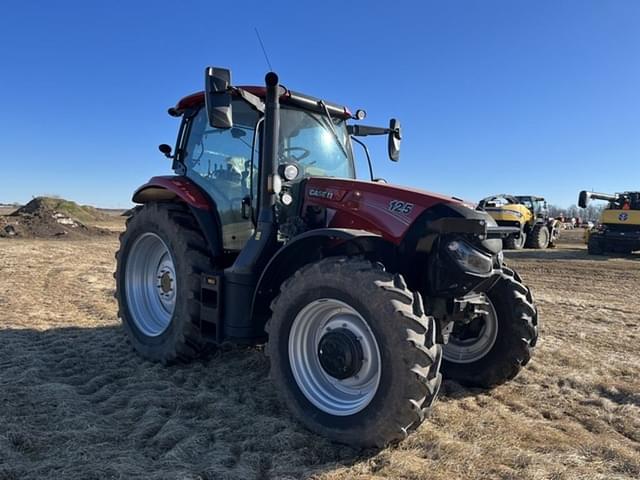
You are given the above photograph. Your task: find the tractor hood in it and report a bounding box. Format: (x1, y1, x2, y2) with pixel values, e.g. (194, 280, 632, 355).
(305, 177, 470, 209)
(303, 177, 487, 244)
(482, 204, 529, 223)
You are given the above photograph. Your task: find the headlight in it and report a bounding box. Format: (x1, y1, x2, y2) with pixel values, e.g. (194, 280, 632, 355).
(446, 240, 493, 275)
(283, 164, 299, 181)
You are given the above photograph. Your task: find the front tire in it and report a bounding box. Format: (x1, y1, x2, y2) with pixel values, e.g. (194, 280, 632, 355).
(442, 266, 538, 388)
(266, 257, 442, 448)
(115, 202, 213, 363)
(527, 224, 550, 249)
(503, 232, 526, 250)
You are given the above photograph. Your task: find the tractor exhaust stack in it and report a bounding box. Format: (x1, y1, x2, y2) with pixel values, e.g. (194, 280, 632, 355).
(220, 71, 282, 339)
(259, 72, 282, 217)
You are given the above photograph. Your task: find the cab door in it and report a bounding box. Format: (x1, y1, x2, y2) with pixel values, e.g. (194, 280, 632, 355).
(181, 100, 259, 250)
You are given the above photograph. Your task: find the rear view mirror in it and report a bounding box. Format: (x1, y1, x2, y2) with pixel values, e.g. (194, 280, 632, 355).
(204, 66, 233, 129)
(388, 118, 401, 162)
(158, 143, 172, 158)
(578, 190, 589, 209)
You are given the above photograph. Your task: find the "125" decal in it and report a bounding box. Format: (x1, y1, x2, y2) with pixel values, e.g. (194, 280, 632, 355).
(388, 200, 414, 214)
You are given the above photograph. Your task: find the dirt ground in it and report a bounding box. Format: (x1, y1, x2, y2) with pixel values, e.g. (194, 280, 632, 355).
(0, 229, 638, 479)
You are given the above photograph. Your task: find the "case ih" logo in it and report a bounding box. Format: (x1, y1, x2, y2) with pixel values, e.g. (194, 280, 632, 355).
(308, 189, 334, 200)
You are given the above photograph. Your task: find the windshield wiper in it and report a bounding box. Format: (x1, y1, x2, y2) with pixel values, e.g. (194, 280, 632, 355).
(318, 101, 350, 160)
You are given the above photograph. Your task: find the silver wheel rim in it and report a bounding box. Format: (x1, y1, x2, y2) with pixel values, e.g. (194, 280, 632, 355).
(125, 232, 176, 337)
(443, 294, 498, 364)
(288, 299, 382, 416)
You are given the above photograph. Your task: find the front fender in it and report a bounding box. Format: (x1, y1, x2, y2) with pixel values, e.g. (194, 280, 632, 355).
(251, 229, 387, 326)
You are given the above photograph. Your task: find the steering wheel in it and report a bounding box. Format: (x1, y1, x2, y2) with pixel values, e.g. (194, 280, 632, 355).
(280, 146, 311, 162)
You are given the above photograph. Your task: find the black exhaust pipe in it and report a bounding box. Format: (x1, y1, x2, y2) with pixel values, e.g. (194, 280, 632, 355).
(259, 72, 281, 220)
(222, 72, 281, 339)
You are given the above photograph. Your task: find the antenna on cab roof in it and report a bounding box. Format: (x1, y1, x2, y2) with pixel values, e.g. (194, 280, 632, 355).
(254, 28, 274, 72)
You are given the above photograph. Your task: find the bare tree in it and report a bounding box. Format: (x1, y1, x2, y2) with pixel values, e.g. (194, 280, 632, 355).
(547, 203, 605, 224)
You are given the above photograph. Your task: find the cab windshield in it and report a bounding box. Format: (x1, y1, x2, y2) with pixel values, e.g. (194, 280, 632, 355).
(516, 197, 534, 210)
(279, 107, 355, 179)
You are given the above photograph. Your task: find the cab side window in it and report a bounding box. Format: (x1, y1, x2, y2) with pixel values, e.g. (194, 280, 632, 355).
(182, 100, 259, 251)
(184, 101, 258, 203)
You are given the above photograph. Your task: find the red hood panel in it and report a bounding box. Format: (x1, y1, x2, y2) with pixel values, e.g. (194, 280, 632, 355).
(304, 178, 464, 244)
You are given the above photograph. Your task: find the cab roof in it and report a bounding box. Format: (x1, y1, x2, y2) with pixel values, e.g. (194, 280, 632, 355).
(515, 195, 545, 201)
(174, 86, 352, 119)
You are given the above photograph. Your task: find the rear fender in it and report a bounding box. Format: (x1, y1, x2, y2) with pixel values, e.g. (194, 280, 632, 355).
(133, 175, 211, 209)
(251, 229, 391, 328)
(132, 176, 223, 258)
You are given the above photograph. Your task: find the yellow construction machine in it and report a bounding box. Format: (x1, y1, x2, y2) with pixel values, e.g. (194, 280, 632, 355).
(478, 194, 560, 250)
(579, 190, 640, 255)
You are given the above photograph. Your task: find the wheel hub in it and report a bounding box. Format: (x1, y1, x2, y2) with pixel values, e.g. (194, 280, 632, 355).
(318, 328, 364, 380)
(155, 257, 176, 308)
(157, 270, 174, 295)
(158, 272, 173, 293)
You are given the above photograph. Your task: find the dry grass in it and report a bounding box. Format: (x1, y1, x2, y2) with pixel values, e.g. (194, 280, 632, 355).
(0, 231, 638, 479)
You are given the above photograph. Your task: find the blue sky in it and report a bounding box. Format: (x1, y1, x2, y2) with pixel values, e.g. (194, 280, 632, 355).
(1, 0, 638, 208)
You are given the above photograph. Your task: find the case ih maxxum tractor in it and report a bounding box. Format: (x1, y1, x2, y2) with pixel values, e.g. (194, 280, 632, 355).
(115, 67, 538, 447)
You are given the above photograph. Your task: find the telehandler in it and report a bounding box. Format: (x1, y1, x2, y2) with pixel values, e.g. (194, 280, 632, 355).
(115, 67, 538, 447)
(579, 190, 640, 255)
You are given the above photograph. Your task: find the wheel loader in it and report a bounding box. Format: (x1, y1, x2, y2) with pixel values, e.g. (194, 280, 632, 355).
(579, 190, 640, 255)
(478, 194, 560, 250)
(115, 67, 538, 447)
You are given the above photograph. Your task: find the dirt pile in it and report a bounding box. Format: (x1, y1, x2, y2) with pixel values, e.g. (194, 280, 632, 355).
(0, 197, 113, 239)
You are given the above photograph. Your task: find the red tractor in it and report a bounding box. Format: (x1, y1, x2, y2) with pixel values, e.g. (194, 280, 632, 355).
(115, 67, 538, 447)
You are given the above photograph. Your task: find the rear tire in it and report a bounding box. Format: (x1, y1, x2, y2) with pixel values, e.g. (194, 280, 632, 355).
(442, 266, 538, 388)
(527, 224, 550, 249)
(503, 232, 526, 250)
(266, 257, 442, 448)
(115, 202, 214, 363)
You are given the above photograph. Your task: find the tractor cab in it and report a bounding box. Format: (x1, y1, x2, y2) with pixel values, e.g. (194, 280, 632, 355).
(174, 96, 356, 250)
(605, 192, 640, 210)
(514, 196, 547, 217)
(164, 79, 397, 256)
